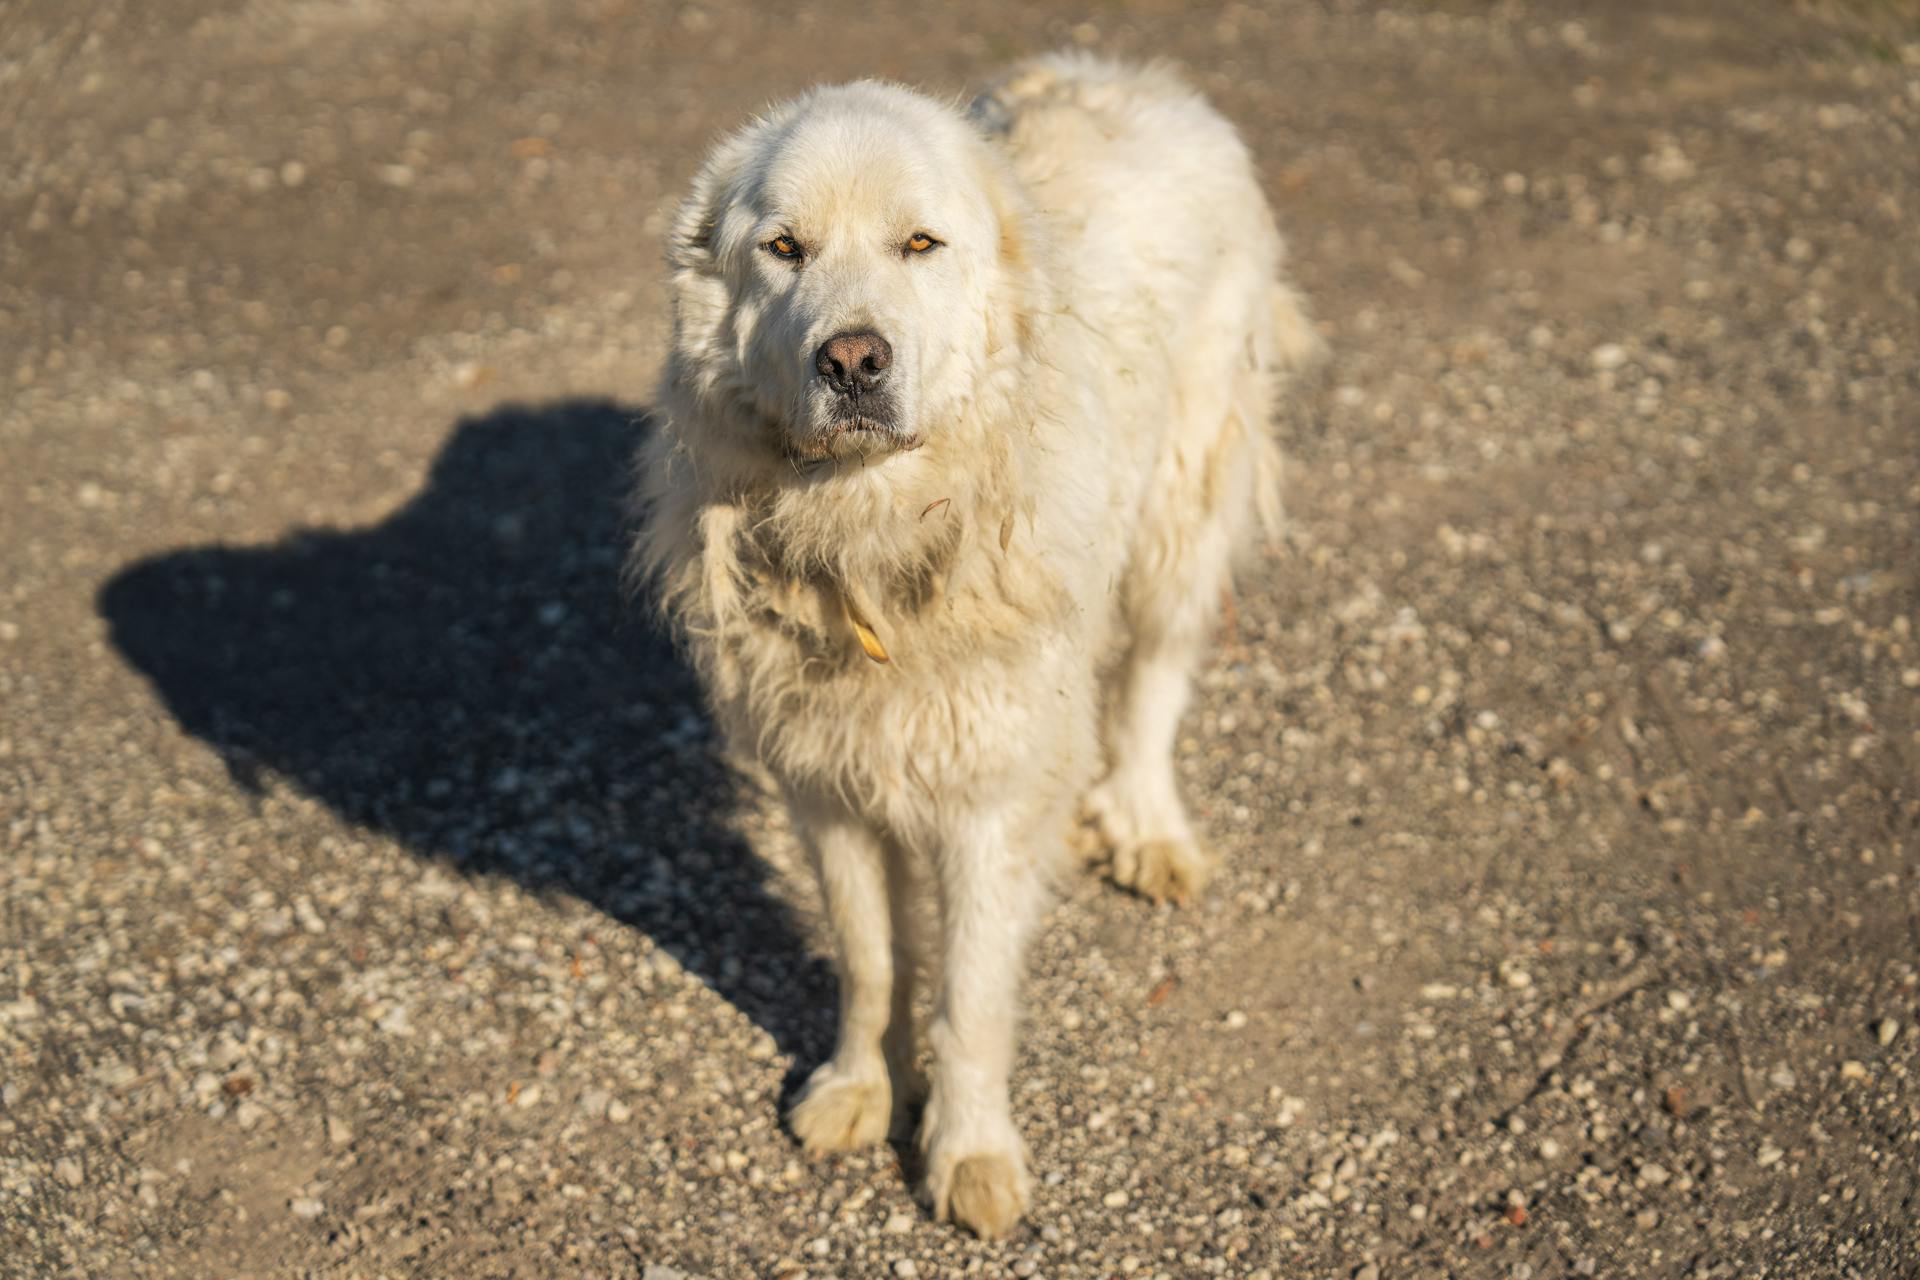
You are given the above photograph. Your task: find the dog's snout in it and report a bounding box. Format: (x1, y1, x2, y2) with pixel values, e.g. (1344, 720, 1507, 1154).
(814, 331, 893, 395)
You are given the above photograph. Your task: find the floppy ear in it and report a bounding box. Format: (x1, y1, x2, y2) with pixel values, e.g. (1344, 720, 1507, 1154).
(667, 129, 756, 274)
(664, 129, 763, 371)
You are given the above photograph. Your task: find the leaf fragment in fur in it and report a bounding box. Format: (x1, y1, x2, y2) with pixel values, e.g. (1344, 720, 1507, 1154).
(840, 588, 890, 664)
(851, 615, 890, 664)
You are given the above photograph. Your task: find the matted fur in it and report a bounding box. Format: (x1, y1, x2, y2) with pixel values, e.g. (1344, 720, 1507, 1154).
(633, 53, 1318, 1237)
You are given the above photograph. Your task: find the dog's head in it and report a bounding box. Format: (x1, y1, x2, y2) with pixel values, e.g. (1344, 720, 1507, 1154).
(663, 82, 1032, 466)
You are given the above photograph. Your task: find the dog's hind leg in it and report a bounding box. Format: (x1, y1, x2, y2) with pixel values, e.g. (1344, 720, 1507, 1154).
(1089, 277, 1309, 903)
(1084, 507, 1234, 904)
(787, 791, 905, 1154)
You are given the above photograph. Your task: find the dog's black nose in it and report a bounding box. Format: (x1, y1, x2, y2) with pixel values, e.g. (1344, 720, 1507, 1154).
(815, 331, 893, 396)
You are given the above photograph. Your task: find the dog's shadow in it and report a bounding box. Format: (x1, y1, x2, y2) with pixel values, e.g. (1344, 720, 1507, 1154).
(98, 399, 834, 1068)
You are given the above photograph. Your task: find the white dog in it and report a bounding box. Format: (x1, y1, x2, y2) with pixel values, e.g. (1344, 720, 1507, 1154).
(633, 54, 1317, 1237)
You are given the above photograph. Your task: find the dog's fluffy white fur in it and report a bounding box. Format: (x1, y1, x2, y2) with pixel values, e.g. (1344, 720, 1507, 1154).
(634, 54, 1317, 1237)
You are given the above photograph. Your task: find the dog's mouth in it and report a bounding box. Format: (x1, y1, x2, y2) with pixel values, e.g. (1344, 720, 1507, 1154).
(784, 408, 921, 464)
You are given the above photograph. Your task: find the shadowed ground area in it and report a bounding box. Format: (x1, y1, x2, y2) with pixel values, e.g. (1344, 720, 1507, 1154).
(98, 401, 835, 1065)
(1, 0, 1917, 1276)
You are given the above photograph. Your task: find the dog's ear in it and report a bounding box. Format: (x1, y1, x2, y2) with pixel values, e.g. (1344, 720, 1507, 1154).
(667, 130, 756, 275)
(664, 130, 761, 367)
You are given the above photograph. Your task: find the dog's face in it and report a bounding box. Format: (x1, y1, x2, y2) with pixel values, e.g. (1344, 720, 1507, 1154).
(667, 84, 1023, 465)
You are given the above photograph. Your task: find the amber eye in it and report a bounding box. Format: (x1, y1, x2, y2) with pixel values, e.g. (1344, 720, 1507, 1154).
(905, 232, 941, 255)
(765, 234, 802, 260)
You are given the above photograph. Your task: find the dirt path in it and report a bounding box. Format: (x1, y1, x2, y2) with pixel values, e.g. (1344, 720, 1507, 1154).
(3, 1, 1917, 1275)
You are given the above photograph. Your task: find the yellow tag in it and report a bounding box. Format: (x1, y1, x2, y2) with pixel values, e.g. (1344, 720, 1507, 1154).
(840, 585, 889, 664)
(850, 615, 890, 664)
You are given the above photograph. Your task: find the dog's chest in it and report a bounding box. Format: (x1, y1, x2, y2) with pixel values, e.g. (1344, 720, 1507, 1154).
(684, 521, 1077, 780)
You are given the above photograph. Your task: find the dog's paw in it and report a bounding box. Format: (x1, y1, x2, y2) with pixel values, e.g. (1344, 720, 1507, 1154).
(1110, 835, 1213, 905)
(1083, 781, 1212, 903)
(789, 1062, 892, 1155)
(925, 1147, 1031, 1240)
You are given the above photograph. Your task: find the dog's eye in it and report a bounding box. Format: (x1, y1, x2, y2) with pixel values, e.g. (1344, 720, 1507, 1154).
(765, 234, 803, 260)
(905, 232, 941, 255)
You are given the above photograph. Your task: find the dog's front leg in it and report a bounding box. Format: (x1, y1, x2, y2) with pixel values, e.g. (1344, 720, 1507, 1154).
(919, 802, 1042, 1239)
(786, 790, 902, 1154)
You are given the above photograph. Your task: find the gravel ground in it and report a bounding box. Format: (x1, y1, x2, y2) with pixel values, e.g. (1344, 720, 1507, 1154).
(3, 1, 1918, 1276)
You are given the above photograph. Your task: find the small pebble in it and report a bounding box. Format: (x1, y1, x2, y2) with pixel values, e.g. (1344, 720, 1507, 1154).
(1590, 343, 1628, 371)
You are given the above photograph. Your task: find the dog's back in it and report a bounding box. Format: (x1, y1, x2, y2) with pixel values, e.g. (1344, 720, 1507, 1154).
(975, 54, 1312, 556)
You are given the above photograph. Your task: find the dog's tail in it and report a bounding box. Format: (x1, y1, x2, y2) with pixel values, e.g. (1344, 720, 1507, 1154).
(1248, 278, 1325, 543)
